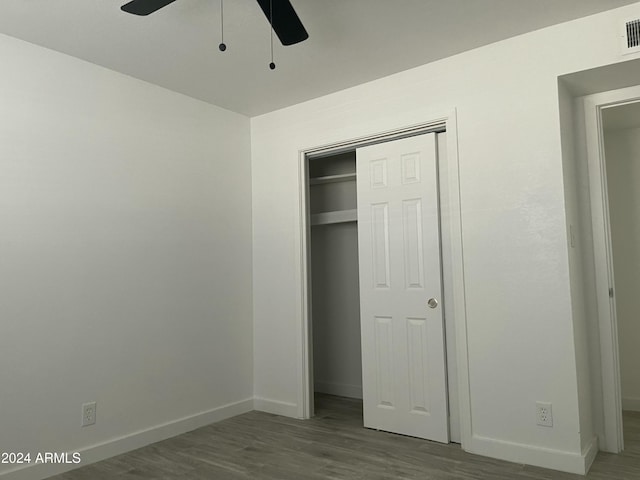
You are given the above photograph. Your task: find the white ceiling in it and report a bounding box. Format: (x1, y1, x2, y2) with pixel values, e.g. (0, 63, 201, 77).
(0, 0, 637, 116)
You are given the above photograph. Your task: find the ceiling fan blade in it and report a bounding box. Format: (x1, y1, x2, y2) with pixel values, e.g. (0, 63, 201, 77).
(121, 0, 177, 16)
(255, 0, 309, 46)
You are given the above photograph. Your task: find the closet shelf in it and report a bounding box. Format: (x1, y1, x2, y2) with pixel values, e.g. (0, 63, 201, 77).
(309, 173, 356, 185)
(311, 209, 357, 226)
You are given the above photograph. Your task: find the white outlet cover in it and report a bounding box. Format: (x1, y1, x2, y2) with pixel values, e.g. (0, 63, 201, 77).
(82, 402, 97, 427)
(536, 401, 553, 427)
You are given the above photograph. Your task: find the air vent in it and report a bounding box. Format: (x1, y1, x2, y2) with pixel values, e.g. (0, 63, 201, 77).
(627, 19, 640, 48)
(622, 18, 640, 55)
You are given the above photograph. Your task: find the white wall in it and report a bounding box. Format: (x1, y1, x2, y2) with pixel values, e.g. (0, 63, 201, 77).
(251, 2, 640, 474)
(604, 127, 640, 412)
(0, 34, 253, 478)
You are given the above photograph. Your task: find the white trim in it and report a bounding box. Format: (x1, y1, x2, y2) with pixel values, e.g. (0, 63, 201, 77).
(296, 111, 472, 451)
(622, 397, 640, 412)
(304, 120, 446, 158)
(314, 381, 363, 399)
(440, 112, 473, 448)
(254, 397, 300, 418)
(0, 398, 254, 480)
(583, 436, 599, 474)
(467, 433, 597, 475)
(297, 148, 313, 420)
(583, 84, 640, 453)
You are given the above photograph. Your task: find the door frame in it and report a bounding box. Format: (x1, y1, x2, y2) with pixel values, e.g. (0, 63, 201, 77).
(295, 111, 472, 450)
(583, 84, 640, 453)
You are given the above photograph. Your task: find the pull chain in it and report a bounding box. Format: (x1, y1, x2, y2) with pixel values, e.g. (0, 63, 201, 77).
(219, 0, 226, 51)
(269, 0, 275, 69)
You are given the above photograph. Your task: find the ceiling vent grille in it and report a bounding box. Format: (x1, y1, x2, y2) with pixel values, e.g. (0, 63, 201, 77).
(622, 18, 640, 54)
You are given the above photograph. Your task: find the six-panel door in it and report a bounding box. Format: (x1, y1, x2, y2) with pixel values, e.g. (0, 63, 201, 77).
(356, 133, 449, 443)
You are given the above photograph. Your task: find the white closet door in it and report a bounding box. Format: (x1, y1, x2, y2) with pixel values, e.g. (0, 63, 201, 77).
(356, 133, 449, 443)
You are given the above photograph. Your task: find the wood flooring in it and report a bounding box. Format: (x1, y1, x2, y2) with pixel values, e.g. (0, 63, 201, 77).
(49, 395, 640, 479)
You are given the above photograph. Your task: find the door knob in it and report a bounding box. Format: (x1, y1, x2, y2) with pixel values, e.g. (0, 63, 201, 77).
(427, 298, 438, 309)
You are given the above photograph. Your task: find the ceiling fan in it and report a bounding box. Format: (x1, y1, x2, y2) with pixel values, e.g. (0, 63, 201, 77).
(120, 0, 309, 46)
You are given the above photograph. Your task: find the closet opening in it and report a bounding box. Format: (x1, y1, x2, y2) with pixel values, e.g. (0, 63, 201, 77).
(302, 127, 462, 444)
(307, 150, 363, 422)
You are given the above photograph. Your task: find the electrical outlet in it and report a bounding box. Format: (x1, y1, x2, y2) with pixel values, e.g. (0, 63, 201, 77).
(82, 402, 96, 427)
(536, 401, 553, 427)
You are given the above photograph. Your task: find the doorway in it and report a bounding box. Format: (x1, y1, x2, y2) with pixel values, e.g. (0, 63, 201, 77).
(582, 85, 640, 453)
(300, 123, 464, 444)
(601, 101, 640, 448)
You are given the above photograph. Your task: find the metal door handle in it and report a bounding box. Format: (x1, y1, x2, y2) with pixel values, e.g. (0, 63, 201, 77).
(427, 298, 438, 309)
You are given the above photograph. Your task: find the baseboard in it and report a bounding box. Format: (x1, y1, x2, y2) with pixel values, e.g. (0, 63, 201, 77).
(583, 436, 599, 474)
(253, 397, 299, 418)
(315, 381, 363, 399)
(622, 396, 640, 412)
(0, 397, 254, 480)
(467, 433, 592, 475)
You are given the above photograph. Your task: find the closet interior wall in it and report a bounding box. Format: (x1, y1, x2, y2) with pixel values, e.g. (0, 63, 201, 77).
(309, 151, 363, 400)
